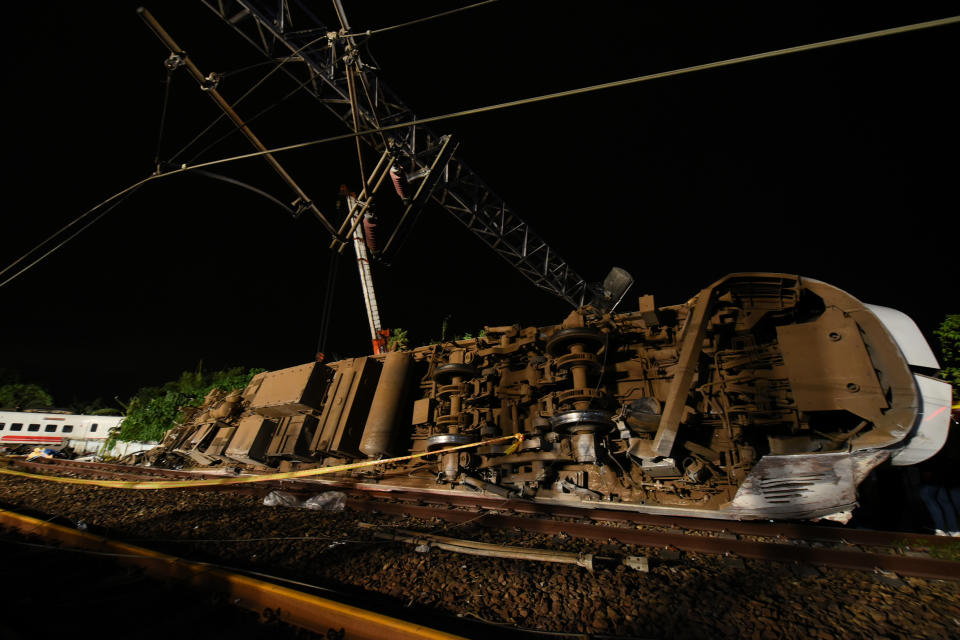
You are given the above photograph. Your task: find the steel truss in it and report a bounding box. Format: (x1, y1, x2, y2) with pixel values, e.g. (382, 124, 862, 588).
(199, 0, 589, 307)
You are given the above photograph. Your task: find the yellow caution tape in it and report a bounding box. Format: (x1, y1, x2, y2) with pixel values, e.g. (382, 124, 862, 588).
(0, 433, 523, 490)
(502, 436, 523, 455)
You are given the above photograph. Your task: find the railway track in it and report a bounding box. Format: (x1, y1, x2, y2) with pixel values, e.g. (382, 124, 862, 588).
(3, 455, 958, 581)
(0, 507, 471, 640)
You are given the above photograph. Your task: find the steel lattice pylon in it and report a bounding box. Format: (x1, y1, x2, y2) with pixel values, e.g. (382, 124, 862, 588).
(199, 0, 589, 308)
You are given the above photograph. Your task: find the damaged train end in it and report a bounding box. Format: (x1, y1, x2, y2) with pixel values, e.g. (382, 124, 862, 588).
(147, 273, 953, 522)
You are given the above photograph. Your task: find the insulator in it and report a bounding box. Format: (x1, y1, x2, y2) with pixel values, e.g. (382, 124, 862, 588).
(201, 72, 221, 91)
(164, 53, 184, 71)
(363, 213, 378, 253)
(389, 165, 409, 200)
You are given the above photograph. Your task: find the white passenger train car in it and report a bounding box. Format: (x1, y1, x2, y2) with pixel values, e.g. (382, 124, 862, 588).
(0, 410, 152, 456)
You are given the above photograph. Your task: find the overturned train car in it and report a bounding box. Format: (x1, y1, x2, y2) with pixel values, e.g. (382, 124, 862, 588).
(154, 273, 952, 521)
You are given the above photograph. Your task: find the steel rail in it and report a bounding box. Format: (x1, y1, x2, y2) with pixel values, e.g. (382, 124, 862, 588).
(348, 499, 960, 581)
(8, 459, 960, 580)
(0, 506, 466, 640)
(344, 488, 956, 550)
(6, 456, 954, 548)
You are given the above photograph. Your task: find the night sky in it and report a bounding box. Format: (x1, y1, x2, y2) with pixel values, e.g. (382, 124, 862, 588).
(3, 1, 958, 407)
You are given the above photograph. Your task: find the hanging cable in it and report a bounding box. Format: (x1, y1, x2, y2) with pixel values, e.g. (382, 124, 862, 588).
(167, 33, 331, 165)
(184, 73, 320, 165)
(189, 170, 300, 216)
(0, 168, 301, 291)
(0, 185, 145, 289)
(316, 249, 342, 359)
(345, 63, 369, 193)
(220, 58, 287, 78)
(364, 0, 501, 36)
(3, 14, 956, 290)
(153, 65, 175, 167)
(332, 0, 370, 192)
(155, 14, 960, 173)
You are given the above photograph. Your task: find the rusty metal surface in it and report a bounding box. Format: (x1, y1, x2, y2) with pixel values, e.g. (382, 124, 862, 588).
(135, 272, 942, 522)
(249, 362, 330, 418)
(310, 357, 380, 457)
(226, 414, 276, 466)
(776, 308, 889, 416)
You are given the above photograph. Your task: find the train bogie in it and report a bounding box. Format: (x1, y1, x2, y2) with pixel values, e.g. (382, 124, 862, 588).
(151, 273, 953, 521)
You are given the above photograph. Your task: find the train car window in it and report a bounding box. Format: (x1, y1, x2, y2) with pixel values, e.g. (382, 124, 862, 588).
(0, 423, 5, 430)
(44, 424, 57, 432)
(28, 424, 41, 432)
(90, 424, 98, 432)
(63, 425, 74, 433)
(10, 423, 23, 431)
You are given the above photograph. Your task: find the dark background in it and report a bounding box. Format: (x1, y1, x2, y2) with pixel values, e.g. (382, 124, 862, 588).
(2, 1, 957, 407)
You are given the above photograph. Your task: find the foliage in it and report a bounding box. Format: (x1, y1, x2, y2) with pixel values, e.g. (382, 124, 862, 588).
(72, 397, 123, 416)
(388, 327, 409, 351)
(110, 365, 265, 444)
(0, 383, 54, 410)
(934, 314, 960, 402)
(929, 541, 960, 562)
(90, 407, 123, 416)
(456, 328, 487, 341)
(440, 315, 451, 342)
(895, 538, 960, 562)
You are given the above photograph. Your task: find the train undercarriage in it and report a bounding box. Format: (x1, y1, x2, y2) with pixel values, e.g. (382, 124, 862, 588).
(146, 273, 952, 521)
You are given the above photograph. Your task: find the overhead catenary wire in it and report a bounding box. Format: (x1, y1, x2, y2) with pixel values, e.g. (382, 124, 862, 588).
(316, 248, 342, 357)
(172, 0, 498, 163)
(363, 0, 501, 37)
(1, 13, 956, 290)
(153, 66, 175, 167)
(143, 14, 960, 180)
(183, 72, 323, 166)
(0, 185, 146, 289)
(168, 33, 332, 165)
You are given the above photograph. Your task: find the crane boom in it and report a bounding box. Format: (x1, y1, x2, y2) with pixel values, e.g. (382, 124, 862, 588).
(199, 0, 591, 307)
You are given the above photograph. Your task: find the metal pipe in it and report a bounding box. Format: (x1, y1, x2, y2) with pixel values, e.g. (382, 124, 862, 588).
(336, 155, 393, 253)
(460, 475, 515, 498)
(331, 150, 391, 244)
(136, 8, 339, 239)
(360, 351, 411, 457)
(364, 525, 597, 571)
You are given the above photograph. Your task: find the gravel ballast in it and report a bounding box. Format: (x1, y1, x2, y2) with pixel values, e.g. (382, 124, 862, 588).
(1, 472, 958, 639)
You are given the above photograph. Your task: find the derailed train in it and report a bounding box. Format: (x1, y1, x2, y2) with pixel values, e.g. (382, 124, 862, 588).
(150, 273, 953, 521)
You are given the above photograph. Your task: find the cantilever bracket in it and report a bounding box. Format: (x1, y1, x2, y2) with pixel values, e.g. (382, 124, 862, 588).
(379, 135, 459, 260)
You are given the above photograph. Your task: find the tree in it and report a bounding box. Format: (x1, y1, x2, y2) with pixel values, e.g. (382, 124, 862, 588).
(388, 328, 409, 351)
(110, 365, 265, 444)
(0, 383, 54, 410)
(934, 314, 960, 403)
